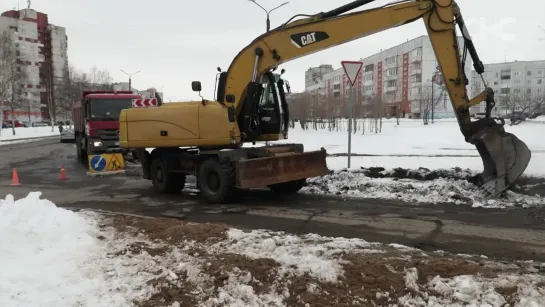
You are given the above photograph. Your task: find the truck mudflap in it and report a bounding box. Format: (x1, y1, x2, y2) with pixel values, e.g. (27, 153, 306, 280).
(235, 148, 329, 189)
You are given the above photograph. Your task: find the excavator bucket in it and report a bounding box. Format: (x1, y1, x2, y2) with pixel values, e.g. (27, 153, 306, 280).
(235, 148, 329, 189)
(469, 127, 531, 198)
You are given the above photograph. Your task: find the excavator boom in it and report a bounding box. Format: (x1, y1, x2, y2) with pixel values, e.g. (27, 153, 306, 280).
(218, 0, 531, 197)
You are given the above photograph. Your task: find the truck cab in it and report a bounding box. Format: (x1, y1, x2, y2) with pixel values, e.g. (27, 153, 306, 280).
(73, 91, 142, 159)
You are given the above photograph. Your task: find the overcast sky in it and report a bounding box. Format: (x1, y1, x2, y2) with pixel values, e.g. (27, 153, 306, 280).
(10, 0, 545, 100)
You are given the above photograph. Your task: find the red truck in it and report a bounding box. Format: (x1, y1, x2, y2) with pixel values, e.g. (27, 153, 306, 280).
(72, 90, 142, 160)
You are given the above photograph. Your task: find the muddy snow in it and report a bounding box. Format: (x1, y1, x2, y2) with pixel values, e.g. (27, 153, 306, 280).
(302, 167, 545, 209)
(1, 192, 545, 307)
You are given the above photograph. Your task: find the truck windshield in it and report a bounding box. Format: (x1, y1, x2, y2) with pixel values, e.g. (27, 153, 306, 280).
(88, 99, 132, 120)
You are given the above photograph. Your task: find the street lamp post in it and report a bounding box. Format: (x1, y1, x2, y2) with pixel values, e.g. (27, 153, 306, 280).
(248, 0, 289, 32)
(120, 69, 141, 91)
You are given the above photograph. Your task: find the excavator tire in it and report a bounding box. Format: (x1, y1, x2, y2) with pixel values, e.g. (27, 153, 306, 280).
(198, 158, 238, 204)
(268, 179, 306, 194)
(150, 156, 186, 194)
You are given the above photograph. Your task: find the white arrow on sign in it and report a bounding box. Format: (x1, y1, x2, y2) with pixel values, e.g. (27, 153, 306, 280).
(341, 61, 363, 87)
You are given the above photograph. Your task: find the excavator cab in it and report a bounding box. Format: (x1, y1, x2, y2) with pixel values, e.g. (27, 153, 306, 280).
(237, 70, 291, 142)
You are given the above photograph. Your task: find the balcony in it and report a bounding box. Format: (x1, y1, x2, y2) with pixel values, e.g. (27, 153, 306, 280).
(410, 54, 422, 63)
(385, 85, 397, 92)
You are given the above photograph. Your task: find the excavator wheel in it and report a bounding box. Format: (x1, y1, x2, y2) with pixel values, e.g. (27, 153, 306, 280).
(469, 125, 531, 198)
(268, 179, 306, 194)
(150, 157, 186, 194)
(198, 158, 239, 204)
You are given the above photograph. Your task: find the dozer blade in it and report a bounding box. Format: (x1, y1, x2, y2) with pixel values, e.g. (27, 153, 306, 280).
(470, 127, 531, 198)
(235, 149, 329, 189)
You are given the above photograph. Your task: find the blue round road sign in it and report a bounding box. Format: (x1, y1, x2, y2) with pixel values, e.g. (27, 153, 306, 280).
(90, 155, 106, 172)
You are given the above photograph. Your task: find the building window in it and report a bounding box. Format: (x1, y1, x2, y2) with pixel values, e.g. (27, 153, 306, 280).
(411, 47, 422, 57)
(514, 88, 521, 93)
(528, 80, 532, 84)
(385, 56, 397, 65)
(364, 74, 373, 81)
(527, 88, 532, 94)
(538, 70, 543, 75)
(500, 88, 510, 94)
(527, 71, 532, 76)
(514, 79, 520, 84)
(538, 79, 543, 85)
(386, 80, 396, 87)
(387, 67, 398, 76)
(514, 72, 520, 76)
(411, 74, 422, 83)
(364, 64, 374, 72)
(500, 69, 511, 80)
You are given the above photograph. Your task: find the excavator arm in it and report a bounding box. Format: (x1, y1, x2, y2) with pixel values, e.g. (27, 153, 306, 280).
(218, 0, 531, 197)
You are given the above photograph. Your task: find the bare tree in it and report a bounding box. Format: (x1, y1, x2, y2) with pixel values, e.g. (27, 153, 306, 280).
(88, 66, 113, 90)
(418, 85, 444, 125)
(0, 30, 28, 135)
(503, 92, 537, 125)
(534, 94, 545, 114)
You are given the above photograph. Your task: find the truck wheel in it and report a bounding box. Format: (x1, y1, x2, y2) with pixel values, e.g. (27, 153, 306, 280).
(150, 156, 186, 193)
(198, 158, 237, 204)
(269, 179, 306, 194)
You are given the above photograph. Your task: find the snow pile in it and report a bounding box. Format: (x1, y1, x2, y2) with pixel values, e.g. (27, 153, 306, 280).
(0, 192, 157, 306)
(0, 126, 59, 143)
(210, 229, 383, 283)
(303, 168, 545, 208)
(398, 268, 545, 306)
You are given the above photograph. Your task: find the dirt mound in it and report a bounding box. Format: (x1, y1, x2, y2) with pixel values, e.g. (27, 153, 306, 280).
(98, 214, 545, 307)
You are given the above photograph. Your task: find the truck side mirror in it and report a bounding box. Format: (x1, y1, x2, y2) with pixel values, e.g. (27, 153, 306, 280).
(192, 81, 202, 92)
(226, 94, 235, 103)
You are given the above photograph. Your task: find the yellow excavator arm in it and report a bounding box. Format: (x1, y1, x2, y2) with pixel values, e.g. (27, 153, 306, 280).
(120, 0, 531, 199)
(214, 0, 531, 197)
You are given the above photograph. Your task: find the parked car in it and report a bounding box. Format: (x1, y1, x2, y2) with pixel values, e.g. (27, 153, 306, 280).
(60, 127, 75, 143)
(528, 112, 543, 119)
(32, 121, 49, 127)
(2, 120, 26, 128)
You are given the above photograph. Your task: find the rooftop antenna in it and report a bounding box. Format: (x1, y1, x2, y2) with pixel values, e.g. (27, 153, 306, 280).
(27, 0, 31, 9)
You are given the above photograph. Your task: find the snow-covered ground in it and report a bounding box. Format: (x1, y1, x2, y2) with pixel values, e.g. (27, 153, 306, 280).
(272, 118, 544, 177)
(0, 126, 60, 144)
(2, 192, 545, 307)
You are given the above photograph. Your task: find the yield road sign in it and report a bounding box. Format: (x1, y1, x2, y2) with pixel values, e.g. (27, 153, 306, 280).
(341, 61, 363, 87)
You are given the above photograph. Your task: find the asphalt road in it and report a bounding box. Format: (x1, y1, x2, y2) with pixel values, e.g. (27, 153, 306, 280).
(1, 138, 545, 262)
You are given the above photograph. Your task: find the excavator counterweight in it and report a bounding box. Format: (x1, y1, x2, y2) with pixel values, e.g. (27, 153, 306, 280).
(119, 0, 531, 203)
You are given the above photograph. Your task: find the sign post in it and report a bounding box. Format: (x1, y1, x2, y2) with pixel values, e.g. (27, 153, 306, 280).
(341, 60, 363, 169)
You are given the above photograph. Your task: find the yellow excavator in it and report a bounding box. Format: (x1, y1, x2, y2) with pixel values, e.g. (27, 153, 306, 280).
(119, 0, 531, 203)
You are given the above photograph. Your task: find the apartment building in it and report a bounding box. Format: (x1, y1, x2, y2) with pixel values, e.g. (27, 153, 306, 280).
(0, 8, 68, 122)
(470, 60, 545, 116)
(304, 65, 334, 89)
(306, 35, 473, 119)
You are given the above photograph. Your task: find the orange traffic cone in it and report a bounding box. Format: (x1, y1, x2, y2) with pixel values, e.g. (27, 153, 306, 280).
(10, 168, 21, 186)
(59, 163, 67, 180)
